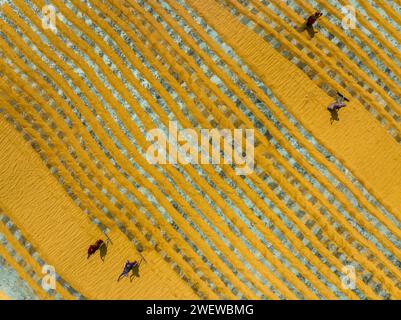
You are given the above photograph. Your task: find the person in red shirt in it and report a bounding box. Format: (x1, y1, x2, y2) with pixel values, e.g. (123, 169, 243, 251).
(306, 11, 323, 28)
(87, 239, 105, 258)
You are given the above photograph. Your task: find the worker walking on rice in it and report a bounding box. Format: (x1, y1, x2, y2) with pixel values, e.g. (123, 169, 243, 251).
(299, 11, 323, 38)
(328, 91, 349, 112)
(306, 11, 323, 28)
(117, 258, 143, 281)
(328, 91, 350, 123)
(87, 239, 105, 258)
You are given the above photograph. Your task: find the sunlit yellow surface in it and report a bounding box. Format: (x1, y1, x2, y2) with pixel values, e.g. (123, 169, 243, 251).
(0, 117, 197, 299)
(1, 0, 401, 300)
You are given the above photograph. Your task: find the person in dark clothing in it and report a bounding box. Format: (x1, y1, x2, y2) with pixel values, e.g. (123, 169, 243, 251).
(118, 260, 140, 281)
(301, 11, 323, 38)
(328, 91, 349, 111)
(87, 239, 105, 259)
(328, 91, 350, 123)
(306, 11, 323, 28)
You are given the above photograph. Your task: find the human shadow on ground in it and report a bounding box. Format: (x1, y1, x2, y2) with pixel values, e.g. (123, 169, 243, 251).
(328, 108, 340, 124)
(129, 264, 141, 282)
(99, 243, 108, 262)
(297, 24, 318, 39)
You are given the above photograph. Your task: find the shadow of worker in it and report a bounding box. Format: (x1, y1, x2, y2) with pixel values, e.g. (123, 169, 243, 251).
(297, 24, 318, 39)
(129, 263, 141, 282)
(328, 108, 340, 124)
(99, 242, 108, 262)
